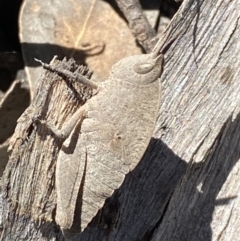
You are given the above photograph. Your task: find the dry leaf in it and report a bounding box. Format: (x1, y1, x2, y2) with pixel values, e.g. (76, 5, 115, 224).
(19, 0, 142, 95)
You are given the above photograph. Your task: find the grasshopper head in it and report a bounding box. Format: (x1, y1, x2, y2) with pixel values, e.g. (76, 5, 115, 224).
(111, 53, 164, 85)
(110, 30, 177, 85)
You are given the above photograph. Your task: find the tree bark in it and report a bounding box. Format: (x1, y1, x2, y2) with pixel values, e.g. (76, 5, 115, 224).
(2, 0, 240, 240)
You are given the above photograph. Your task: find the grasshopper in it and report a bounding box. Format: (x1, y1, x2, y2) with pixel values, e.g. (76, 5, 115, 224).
(38, 30, 177, 231)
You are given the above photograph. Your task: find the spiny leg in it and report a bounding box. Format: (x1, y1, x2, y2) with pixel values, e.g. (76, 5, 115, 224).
(41, 106, 88, 140)
(35, 58, 98, 90)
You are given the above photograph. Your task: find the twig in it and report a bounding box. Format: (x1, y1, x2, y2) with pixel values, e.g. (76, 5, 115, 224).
(115, 0, 157, 53)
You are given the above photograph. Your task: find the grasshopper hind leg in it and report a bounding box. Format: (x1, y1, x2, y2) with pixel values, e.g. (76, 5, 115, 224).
(35, 58, 99, 90)
(38, 105, 88, 140)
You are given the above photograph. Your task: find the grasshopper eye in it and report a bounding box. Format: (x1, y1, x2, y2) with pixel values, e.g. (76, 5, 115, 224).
(133, 63, 154, 74)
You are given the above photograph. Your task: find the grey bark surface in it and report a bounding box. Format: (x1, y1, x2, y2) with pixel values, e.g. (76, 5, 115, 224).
(2, 0, 240, 240)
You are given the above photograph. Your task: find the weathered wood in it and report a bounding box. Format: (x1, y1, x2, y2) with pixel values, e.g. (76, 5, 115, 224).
(1, 57, 93, 240)
(2, 0, 240, 240)
(150, 0, 240, 240)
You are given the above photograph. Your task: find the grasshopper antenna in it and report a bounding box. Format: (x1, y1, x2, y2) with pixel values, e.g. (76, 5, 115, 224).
(152, 29, 180, 58)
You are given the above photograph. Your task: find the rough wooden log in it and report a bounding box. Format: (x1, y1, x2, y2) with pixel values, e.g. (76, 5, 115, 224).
(1, 57, 93, 241)
(2, 0, 240, 240)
